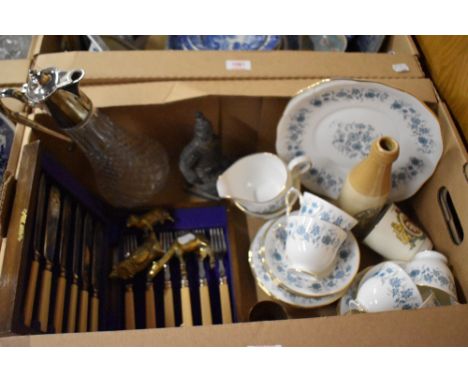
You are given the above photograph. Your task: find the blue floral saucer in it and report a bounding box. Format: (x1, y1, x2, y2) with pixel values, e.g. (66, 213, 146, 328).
(262, 214, 360, 297)
(0, 113, 14, 185)
(178, 35, 281, 51)
(276, 79, 443, 202)
(249, 219, 346, 308)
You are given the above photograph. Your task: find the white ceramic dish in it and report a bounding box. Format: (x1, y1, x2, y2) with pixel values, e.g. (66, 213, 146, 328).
(248, 219, 345, 308)
(276, 79, 443, 202)
(261, 213, 359, 297)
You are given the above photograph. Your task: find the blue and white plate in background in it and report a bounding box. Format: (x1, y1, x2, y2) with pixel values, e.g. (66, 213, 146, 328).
(176, 35, 281, 51)
(0, 113, 14, 185)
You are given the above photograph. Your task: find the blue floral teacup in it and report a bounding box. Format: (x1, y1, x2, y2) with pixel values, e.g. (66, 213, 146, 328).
(285, 215, 347, 277)
(349, 261, 423, 313)
(285, 188, 357, 231)
(403, 250, 457, 303)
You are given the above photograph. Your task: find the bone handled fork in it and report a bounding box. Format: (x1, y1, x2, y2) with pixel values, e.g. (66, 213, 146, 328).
(210, 228, 232, 324)
(123, 234, 138, 330)
(161, 232, 175, 328)
(195, 229, 212, 325)
(176, 231, 193, 327)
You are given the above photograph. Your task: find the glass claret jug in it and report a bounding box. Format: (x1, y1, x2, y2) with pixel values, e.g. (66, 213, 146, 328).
(0, 67, 169, 209)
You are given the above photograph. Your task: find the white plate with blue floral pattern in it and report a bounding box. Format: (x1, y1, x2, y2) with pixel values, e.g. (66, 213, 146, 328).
(179, 35, 281, 51)
(261, 214, 360, 297)
(249, 219, 345, 308)
(276, 79, 443, 202)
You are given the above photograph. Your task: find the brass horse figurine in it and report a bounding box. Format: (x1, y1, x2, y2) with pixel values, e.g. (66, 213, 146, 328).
(109, 208, 173, 280)
(146, 233, 216, 283)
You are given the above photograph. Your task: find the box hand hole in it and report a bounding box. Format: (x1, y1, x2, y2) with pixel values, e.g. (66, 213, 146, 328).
(438, 187, 464, 245)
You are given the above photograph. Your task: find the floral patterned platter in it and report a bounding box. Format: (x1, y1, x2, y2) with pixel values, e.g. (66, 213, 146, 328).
(0, 113, 14, 184)
(276, 79, 443, 202)
(178, 35, 281, 51)
(262, 213, 360, 297)
(248, 219, 346, 308)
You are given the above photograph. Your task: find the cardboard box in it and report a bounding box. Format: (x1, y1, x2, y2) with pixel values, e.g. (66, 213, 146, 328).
(0, 45, 467, 346)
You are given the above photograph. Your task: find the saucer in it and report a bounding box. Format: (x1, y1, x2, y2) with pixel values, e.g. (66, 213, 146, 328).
(262, 213, 360, 297)
(276, 79, 443, 202)
(249, 219, 345, 308)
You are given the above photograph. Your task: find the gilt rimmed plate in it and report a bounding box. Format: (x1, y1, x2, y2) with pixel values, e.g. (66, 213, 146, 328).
(179, 35, 281, 51)
(262, 214, 360, 297)
(248, 219, 345, 308)
(276, 79, 443, 202)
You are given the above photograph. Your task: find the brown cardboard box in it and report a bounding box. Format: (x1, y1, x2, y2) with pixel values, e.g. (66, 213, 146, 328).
(0, 45, 467, 346)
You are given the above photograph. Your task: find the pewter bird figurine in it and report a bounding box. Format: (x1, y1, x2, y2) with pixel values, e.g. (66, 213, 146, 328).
(179, 112, 231, 200)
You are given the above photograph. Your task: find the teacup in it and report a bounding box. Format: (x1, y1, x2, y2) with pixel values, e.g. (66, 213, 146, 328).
(285, 215, 347, 277)
(285, 188, 357, 231)
(349, 261, 423, 313)
(217, 152, 311, 216)
(362, 203, 433, 261)
(403, 250, 457, 302)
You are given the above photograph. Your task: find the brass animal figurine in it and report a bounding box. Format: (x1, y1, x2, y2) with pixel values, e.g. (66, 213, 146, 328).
(109, 230, 164, 280)
(127, 208, 174, 233)
(146, 233, 215, 282)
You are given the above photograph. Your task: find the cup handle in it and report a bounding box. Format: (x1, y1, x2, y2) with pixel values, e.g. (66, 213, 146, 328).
(287, 155, 312, 176)
(348, 299, 366, 313)
(285, 187, 301, 217)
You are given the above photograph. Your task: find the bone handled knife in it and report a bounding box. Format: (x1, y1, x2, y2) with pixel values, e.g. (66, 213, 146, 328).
(78, 212, 93, 332)
(24, 174, 47, 328)
(37, 186, 61, 333)
(67, 205, 82, 333)
(52, 195, 72, 333)
(89, 221, 103, 332)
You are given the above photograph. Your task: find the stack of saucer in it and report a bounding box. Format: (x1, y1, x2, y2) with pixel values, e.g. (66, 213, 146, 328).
(249, 191, 360, 308)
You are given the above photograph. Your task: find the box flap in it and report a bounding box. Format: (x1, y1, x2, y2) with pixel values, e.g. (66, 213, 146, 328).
(80, 78, 437, 109)
(34, 51, 424, 83)
(1, 305, 468, 346)
(0, 59, 29, 87)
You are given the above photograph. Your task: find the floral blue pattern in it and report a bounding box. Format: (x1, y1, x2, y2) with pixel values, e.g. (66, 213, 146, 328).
(361, 263, 421, 310)
(307, 167, 343, 199)
(263, 215, 360, 297)
(331, 121, 380, 159)
(391, 157, 425, 188)
(406, 264, 456, 297)
(248, 220, 345, 308)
